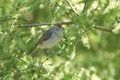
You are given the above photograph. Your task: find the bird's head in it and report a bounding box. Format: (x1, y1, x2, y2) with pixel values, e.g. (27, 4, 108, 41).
(52, 24, 64, 31)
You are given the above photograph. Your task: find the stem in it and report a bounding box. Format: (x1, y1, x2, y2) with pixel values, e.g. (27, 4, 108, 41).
(82, 0, 88, 13)
(65, 0, 79, 16)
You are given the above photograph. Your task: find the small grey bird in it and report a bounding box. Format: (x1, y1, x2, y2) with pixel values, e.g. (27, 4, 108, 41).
(30, 24, 64, 57)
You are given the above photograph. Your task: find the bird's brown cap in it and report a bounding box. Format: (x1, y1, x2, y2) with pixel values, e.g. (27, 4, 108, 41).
(55, 24, 62, 28)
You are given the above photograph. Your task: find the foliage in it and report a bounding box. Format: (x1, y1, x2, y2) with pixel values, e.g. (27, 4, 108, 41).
(0, 0, 120, 80)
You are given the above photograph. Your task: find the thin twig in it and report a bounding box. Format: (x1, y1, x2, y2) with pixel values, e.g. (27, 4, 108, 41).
(0, 16, 37, 23)
(93, 26, 112, 33)
(56, 3, 72, 19)
(82, 0, 88, 13)
(65, 0, 79, 16)
(39, 55, 51, 71)
(18, 21, 73, 27)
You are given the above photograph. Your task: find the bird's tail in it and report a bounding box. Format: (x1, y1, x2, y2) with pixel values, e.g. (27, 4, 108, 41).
(30, 46, 39, 57)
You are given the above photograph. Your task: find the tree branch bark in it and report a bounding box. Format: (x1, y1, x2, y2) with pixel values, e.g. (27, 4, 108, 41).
(17, 21, 113, 33)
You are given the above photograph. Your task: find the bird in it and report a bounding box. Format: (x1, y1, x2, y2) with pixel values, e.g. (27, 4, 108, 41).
(30, 24, 64, 57)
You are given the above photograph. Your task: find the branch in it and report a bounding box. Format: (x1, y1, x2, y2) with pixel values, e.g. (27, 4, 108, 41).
(17, 21, 113, 33)
(17, 21, 73, 27)
(93, 26, 112, 33)
(56, 3, 72, 19)
(65, 0, 79, 16)
(82, 0, 88, 13)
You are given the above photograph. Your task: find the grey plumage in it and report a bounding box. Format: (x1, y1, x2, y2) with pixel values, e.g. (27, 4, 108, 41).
(30, 24, 63, 57)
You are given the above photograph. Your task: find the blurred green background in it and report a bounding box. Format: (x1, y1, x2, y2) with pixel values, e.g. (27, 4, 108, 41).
(0, 0, 120, 80)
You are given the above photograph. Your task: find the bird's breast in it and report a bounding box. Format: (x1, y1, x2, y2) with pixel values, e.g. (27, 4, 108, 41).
(40, 32, 62, 49)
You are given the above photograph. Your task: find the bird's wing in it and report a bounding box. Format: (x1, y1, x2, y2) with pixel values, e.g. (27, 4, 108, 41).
(36, 29, 53, 45)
